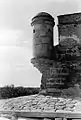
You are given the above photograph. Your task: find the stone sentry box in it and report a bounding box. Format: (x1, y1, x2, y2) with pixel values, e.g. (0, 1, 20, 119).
(31, 12, 55, 59)
(31, 12, 81, 97)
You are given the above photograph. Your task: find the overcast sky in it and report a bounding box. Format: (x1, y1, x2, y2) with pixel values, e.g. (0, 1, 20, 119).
(0, 0, 81, 87)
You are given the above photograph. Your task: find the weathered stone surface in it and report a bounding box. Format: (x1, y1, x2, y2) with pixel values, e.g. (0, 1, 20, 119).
(58, 13, 81, 45)
(0, 94, 81, 113)
(58, 12, 81, 24)
(31, 12, 81, 97)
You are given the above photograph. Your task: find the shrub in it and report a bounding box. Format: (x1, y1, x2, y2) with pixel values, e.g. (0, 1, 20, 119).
(0, 85, 40, 99)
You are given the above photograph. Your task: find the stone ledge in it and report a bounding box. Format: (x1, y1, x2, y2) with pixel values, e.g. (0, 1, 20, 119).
(58, 12, 81, 25)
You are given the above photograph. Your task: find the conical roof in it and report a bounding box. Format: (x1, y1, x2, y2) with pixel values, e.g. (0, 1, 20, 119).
(34, 12, 54, 19)
(31, 12, 54, 26)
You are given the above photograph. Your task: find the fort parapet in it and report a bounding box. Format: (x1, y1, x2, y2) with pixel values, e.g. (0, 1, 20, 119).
(31, 12, 81, 97)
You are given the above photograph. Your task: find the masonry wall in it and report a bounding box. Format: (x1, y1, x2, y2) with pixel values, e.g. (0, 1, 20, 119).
(31, 12, 81, 96)
(58, 13, 81, 44)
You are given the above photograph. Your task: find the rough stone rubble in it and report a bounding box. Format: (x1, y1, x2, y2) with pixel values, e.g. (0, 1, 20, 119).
(0, 94, 81, 113)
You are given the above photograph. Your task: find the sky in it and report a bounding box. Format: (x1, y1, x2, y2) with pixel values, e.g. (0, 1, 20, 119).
(0, 0, 81, 87)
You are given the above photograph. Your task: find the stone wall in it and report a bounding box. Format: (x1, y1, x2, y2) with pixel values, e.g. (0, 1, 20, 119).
(58, 13, 81, 43)
(31, 12, 81, 97)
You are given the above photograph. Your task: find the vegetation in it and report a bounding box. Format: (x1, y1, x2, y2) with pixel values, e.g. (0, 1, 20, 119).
(0, 85, 40, 99)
